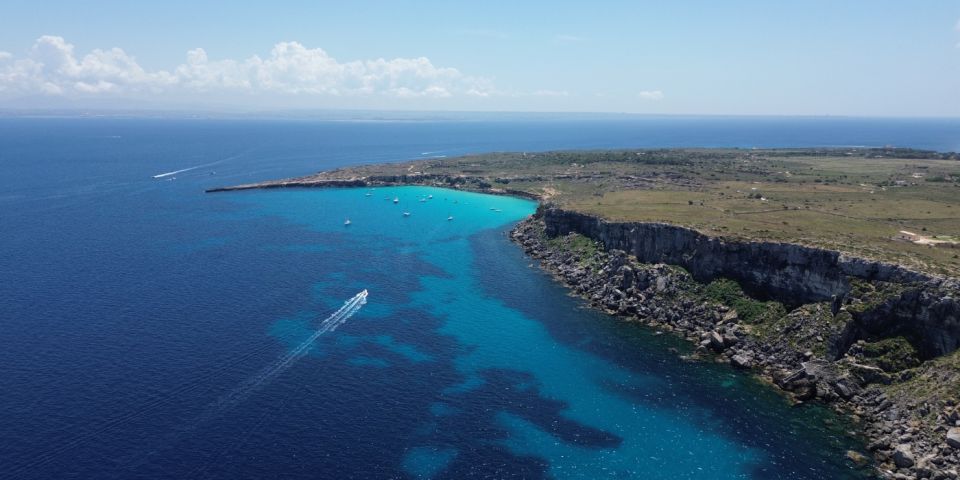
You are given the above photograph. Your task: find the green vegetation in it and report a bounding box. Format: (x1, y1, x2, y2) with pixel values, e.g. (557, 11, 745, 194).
(860, 337, 921, 372)
(885, 347, 960, 410)
(547, 232, 602, 271)
(846, 279, 910, 314)
(703, 278, 787, 324)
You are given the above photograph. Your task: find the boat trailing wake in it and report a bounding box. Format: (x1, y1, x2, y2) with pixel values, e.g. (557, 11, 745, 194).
(152, 163, 215, 178)
(0, 290, 368, 479)
(151, 151, 249, 179)
(208, 289, 369, 411)
(0, 290, 368, 478)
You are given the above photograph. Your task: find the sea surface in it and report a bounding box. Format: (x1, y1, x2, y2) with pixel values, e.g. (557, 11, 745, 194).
(3, 116, 958, 479)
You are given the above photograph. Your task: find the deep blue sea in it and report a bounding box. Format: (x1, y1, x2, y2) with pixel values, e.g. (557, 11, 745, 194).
(2, 116, 958, 479)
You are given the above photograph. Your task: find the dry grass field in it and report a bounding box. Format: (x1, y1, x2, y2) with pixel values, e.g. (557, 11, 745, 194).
(308, 148, 960, 276)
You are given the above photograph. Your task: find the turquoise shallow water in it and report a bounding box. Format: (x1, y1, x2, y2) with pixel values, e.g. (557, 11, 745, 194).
(230, 185, 871, 479)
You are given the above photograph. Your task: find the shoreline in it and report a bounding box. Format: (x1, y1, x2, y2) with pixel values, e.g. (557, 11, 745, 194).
(205, 173, 544, 200)
(208, 170, 960, 478)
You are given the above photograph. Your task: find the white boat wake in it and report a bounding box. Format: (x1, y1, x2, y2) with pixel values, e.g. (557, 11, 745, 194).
(209, 289, 369, 411)
(0, 290, 368, 479)
(152, 152, 249, 179)
(152, 163, 213, 178)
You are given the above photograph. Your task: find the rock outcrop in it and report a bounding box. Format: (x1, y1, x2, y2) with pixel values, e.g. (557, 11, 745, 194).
(540, 205, 960, 359)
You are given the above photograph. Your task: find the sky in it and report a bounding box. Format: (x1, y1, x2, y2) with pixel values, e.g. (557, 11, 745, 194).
(0, 0, 958, 116)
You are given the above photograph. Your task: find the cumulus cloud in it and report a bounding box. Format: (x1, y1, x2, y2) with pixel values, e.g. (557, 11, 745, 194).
(638, 90, 664, 101)
(0, 36, 493, 99)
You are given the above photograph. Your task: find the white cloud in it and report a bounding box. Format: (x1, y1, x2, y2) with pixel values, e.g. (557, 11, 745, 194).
(28, 35, 176, 94)
(0, 36, 492, 99)
(0, 51, 11, 61)
(638, 90, 664, 101)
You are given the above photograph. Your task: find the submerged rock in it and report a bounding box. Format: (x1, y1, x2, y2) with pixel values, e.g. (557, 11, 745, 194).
(846, 450, 869, 465)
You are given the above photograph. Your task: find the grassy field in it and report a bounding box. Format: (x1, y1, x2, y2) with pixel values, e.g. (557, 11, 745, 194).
(306, 148, 960, 276)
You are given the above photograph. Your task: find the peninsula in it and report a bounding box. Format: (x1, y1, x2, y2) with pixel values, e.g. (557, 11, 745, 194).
(210, 148, 960, 478)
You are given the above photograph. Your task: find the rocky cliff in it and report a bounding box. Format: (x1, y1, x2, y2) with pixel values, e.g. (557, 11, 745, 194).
(540, 205, 960, 359)
(514, 213, 960, 478)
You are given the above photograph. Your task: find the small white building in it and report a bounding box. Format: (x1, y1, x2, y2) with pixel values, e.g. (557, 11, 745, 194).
(896, 231, 919, 242)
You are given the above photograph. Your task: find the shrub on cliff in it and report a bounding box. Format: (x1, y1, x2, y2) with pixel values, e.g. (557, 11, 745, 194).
(704, 278, 787, 324)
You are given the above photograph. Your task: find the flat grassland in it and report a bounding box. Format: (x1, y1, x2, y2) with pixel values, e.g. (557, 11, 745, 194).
(273, 148, 960, 276)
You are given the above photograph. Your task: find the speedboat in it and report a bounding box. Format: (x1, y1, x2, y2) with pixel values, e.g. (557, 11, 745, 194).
(393, 197, 399, 204)
(447, 215, 454, 221)
(344, 219, 351, 226)
(403, 212, 411, 217)
(427, 195, 433, 199)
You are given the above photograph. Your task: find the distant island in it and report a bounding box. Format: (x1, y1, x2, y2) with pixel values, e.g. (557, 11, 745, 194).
(210, 147, 960, 477)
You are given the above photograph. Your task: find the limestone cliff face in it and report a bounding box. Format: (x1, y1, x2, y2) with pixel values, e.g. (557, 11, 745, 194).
(844, 287, 960, 358)
(539, 205, 960, 357)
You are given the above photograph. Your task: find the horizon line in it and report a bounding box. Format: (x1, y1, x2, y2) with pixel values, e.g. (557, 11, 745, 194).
(1, 106, 959, 121)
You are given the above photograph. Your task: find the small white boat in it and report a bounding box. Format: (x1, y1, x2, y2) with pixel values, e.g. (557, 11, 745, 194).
(365, 193, 372, 197)
(393, 197, 399, 204)
(447, 215, 454, 221)
(428, 195, 433, 199)
(344, 219, 351, 226)
(403, 212, 411, 217)
(419, 198, 426, 203)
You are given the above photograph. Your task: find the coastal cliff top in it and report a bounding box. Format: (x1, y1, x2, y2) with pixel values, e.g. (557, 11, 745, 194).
(216, 147, 960, 277)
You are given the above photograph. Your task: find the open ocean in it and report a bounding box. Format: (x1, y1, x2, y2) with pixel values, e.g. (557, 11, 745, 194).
(2, 116, 958, 479)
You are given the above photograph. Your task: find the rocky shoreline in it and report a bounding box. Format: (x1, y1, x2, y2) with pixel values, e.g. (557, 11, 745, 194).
(512, 209, 960, 480)
(205, 172, 543, 200)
